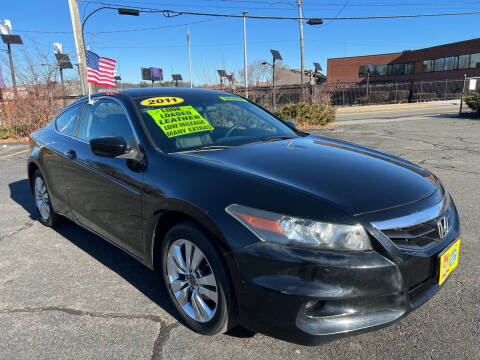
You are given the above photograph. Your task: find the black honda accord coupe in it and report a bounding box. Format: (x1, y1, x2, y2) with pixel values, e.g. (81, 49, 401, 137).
(27, 88, 460, 345)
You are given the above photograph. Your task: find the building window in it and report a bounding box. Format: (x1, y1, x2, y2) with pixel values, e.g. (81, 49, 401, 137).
(444, 56, 456, 71)
(359, 66, 366, 78)
(423, 60, 434, 72)
(405, 63, 414, 75)
(392, 63, 405, 75)
(458, 54, 470, 69)
(375, 64, 388, 76)
(434, 58, 445, 72)
(470, 53, 480, 69)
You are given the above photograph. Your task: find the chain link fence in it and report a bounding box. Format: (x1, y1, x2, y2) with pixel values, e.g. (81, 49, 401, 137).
(225, 78, 478, 109)
(328, 79, 477, 106)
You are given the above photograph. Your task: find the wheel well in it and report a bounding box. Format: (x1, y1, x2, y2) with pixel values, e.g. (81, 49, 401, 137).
(28, 162, 39, 192)
(152, 210, 240, 326)
(152, 210, 224, 271)
(152, 211, 197, 271)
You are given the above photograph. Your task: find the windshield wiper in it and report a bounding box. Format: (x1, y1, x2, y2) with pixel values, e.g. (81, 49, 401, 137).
(176, 145, 233, 153)
(262, 136, 295, 142)
(243, 136, 295, 146)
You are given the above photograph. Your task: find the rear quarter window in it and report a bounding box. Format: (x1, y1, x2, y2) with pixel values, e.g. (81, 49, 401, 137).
(55, 102, 84, 137)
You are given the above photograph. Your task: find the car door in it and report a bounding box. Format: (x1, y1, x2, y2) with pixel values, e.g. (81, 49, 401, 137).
(41, 102, 85, 216)
(62, 97, 145, 258)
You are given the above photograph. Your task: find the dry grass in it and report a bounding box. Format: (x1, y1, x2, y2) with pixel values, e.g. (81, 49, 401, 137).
(0, 88, 74, 139)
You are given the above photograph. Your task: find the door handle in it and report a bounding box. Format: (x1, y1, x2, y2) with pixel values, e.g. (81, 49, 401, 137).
(65, 149, 77, 160)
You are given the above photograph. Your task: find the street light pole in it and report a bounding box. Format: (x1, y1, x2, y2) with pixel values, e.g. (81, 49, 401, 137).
(187, 26, 192, 88)
(242, 11, 248, 98)
(272, 58, 276, 110)
(6, 43, 16, 92)
(59, 67, 66, 106)
(366, 70, 370, 98)
(297, 0, 304, 95)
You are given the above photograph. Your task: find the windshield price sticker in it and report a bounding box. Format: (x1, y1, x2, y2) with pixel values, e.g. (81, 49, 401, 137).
(140, 97, 184, 106)
(147, 106, 214, 138)
(219, 96, 247, 102)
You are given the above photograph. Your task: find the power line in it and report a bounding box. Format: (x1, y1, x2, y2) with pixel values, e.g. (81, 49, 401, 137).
(81, 2, 480, 21)
(13, 3, 480, 35)
(321, 0, 350, 28)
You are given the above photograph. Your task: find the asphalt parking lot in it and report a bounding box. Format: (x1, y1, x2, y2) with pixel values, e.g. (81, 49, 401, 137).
(1, 105, 479, 359)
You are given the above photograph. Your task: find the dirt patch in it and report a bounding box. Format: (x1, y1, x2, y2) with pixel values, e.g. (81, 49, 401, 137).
(298, 123, 335, 130)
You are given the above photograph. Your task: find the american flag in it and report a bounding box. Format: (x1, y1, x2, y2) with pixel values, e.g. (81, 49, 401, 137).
(86, 50, 116, 88)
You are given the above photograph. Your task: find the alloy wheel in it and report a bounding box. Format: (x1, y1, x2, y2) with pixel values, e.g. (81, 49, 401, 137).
(34, 176, 50, 220)
(166, 239, 218, 323)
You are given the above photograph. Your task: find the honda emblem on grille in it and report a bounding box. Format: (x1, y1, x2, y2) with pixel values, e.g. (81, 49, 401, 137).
(438, 216, 449, 239)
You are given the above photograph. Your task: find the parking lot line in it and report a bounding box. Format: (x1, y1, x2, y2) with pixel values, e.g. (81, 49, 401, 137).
(0, 149, 28, 160)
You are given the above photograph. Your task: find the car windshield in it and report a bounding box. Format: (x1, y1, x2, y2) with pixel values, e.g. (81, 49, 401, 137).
(134, 92, 298, 153)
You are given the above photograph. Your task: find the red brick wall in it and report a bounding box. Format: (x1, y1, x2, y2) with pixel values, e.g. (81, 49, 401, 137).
(327, 38, 480, 84)
(327, 53, 401, 83)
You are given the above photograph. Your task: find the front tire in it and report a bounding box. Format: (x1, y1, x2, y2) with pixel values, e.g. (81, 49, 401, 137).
(32, 169, 59, 227)
(160, 222, 237, 335)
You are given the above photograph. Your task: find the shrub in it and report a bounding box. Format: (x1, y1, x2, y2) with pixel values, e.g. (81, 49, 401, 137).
(395, 90, 409, 103)
(275, 102, 336, 127)
(0, 126, 8, 139)
(357, 96, 369, 104)
(0, 91, 71, 139)
(465, 92, 480, 114)
(370, 91, 390, 103)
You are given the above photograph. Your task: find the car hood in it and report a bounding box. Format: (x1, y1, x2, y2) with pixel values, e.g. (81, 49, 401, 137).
(177, 135, 438, 215)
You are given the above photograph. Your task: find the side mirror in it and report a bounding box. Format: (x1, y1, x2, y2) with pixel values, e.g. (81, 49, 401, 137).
(90, 136, 128, 158)
(286, 120, 297, 129)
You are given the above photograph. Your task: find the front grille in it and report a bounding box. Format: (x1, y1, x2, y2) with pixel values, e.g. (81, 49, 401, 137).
(382, 217, 441, 250)
(378, 203, 454, 251)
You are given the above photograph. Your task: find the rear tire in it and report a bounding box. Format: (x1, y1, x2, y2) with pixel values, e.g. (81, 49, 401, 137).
(160, 221, 237, 335)
(32, 169, 59, 227)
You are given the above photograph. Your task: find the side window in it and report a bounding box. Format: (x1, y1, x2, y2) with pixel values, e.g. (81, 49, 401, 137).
(55, 102, 84, 137)
(78, 99, 133, 146)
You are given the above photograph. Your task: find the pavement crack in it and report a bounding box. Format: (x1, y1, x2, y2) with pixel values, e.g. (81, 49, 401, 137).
(151, 322, 180, 360)
(0, 306, 181, 359)
(0, 220, 34, 242)
(0, 306, 168, 324)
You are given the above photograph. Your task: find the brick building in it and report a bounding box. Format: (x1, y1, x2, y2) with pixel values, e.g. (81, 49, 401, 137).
(327, 38, 480, 85)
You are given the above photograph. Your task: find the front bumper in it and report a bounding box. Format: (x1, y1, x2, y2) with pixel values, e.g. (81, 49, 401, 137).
(227, 200, 460, 345)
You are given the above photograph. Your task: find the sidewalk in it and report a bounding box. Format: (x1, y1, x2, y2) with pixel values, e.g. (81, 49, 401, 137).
(336, 99, 460, 114)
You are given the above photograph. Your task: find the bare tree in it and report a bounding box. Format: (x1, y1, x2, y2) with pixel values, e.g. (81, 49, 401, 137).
(236, 59, 290, 87)
(0, 40, 82, 139)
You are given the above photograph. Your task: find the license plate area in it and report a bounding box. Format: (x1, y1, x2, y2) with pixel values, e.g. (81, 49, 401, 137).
(438, 238, 460, 286)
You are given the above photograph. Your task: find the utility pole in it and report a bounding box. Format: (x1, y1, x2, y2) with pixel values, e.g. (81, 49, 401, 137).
(242, 11, 248, 98)
(68, 0, 87, 95)
(297, 0, 305, 98)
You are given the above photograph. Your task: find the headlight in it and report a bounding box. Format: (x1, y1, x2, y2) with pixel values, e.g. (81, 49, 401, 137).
(226, 204, 372, 250)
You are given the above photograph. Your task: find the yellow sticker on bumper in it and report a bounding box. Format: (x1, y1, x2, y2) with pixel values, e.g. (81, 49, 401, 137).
(147, 106, 214, 138)
(439, 238, 460, 285)
(140, 97, 184, 106)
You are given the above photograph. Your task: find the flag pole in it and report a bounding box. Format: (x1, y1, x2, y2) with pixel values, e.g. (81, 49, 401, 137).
(88, 82, 92, 103)
(188, 26, 192, 88)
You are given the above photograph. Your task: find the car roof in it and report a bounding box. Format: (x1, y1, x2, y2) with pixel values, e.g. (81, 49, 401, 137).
(92, 87, 235, 99)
